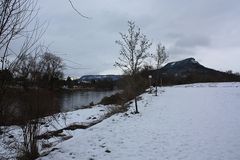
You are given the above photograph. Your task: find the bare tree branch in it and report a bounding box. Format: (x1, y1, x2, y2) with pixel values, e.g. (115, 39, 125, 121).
(67, 0, 91, 19)
(152, 43, 168, 69)
(115, 21, 152, 75)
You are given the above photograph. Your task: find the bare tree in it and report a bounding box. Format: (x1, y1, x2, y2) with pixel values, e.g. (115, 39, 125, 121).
(153, 43, 167, 70)
(152, 43, 168, 96)
(4, 50, 64, 159)
(12, 45, 42, 87)
(115, 21, 152, 113)
(13, 50, 64, 88)
(0, 0, 45, 123)
(0, 0, 40, 70)
(39, 52, 64, 81)
(0, 0, 45, 98)
(0, 2, 60, 158)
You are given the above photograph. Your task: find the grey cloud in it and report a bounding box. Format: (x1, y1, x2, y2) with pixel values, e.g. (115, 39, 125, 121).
(175, 35, 211, 48)
(168, 46, 195, 56)
(31, 0, 240, 77)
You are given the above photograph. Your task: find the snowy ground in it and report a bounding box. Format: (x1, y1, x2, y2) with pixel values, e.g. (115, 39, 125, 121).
(1, 82, 240, 160)
(37, 82, 240, 160)
(0, 105, 116, 159)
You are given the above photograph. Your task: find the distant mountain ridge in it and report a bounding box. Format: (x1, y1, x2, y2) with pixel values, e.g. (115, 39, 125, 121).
(151, 57, 240, 85)
(160, 58, 208, 75)
(78, 75, 121, 83)
(77, 58, 240, 85)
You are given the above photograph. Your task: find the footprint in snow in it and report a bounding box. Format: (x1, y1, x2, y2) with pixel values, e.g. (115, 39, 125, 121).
(100, 144, 106, 148)
(105, 149, 111, 153)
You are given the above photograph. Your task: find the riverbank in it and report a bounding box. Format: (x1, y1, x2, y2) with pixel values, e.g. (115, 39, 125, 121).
(0, 104, 123, 159)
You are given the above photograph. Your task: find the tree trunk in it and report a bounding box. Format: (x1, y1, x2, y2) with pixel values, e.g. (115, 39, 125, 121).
(134, 97, 139, 113)
(155, 72, 159, 96)
(155, 85, 158, 96)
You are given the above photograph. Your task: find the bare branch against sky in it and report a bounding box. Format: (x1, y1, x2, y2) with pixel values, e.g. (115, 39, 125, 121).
(67, 0, 91, 19)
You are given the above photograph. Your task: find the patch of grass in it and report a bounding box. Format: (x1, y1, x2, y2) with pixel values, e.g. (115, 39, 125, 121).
(105, 105, 128, 118)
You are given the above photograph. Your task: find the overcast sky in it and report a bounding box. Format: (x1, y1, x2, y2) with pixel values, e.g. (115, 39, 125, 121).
(37, 0, 240, 77)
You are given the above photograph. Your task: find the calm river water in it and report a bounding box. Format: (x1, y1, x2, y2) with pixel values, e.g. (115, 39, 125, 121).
(59, 90, 119, 112)
(1, 90, 119, 125)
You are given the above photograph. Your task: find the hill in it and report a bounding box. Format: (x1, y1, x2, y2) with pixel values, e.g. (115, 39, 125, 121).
(78, 75, 122, 84)
(150, 58, 240, 85)
(75, 75, 122, 90)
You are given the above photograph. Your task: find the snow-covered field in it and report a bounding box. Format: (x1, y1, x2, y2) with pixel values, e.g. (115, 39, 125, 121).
(37, 82, 240, 160)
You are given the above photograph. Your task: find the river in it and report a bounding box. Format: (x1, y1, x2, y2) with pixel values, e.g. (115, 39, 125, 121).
(59, 90, 119, 112)
(0, 89, 119, 125)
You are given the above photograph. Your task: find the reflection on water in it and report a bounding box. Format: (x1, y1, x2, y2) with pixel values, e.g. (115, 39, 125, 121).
(59, 90, 119, 112)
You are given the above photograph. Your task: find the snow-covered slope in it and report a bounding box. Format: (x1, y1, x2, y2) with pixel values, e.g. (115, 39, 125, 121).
(38, 82, 240, 160)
